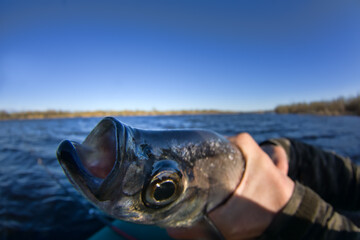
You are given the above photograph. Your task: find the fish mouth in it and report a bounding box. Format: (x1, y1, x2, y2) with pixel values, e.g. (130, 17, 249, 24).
(57, 117, 122, 201)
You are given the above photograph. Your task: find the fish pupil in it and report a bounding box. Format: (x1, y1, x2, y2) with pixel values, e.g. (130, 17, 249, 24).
(153, 181, 175, 201)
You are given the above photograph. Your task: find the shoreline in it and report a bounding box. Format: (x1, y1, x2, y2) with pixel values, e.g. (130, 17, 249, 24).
(1, 95, 358, 120)
(1, 110, 358, 121)
(0, 110, 244, 121)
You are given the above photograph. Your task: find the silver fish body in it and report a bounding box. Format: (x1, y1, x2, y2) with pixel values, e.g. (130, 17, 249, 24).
(57, 117, 244, 227)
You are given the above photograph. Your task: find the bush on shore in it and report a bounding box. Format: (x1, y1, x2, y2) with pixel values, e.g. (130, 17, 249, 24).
(275, 95, 360, 116)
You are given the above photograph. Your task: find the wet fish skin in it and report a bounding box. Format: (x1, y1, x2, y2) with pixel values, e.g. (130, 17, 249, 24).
(57, 117, 245, 227)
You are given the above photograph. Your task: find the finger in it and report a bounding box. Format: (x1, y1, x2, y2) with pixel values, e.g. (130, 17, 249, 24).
(229, 134, 289, 175)
(260, 144, 289, 175)
(229, 133, 264, 161)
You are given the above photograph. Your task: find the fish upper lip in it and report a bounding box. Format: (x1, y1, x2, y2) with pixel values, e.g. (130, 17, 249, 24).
(57, 117, 121, 201)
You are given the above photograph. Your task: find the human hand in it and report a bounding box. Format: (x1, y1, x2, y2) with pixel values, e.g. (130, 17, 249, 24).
(167, 133, 294, 240)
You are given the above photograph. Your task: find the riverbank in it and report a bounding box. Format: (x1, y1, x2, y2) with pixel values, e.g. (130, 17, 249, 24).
(0, 109, 237, 120)
(275, 95, 360, 116)
(2, 95, 359, 120)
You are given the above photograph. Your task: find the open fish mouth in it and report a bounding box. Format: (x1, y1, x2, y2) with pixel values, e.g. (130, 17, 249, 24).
(56, 117, 120, 201)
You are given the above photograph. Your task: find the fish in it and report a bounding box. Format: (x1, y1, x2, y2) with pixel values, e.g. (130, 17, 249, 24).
(56, 117, 244, 228)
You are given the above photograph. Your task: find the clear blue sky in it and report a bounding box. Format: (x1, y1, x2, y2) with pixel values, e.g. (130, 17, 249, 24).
(1, 0, 359, 112)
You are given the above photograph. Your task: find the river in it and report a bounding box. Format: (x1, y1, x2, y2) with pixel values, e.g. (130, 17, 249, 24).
(1, 114, 359, 239)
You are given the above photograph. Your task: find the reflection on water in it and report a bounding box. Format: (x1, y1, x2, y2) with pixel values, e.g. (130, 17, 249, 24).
(1, 114, 359, 239)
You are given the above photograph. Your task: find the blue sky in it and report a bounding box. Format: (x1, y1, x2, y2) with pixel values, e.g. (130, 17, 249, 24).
(1, 0, 359, 112)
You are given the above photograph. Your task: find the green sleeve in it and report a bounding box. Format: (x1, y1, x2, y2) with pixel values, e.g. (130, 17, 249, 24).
(259, 182, 360, 240)
(262, 138, 360, 211)
(258, 138, 360, 239)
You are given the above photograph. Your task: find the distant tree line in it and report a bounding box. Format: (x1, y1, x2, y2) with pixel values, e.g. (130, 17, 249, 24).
(275, 95, 360, 116)
(0, 109, 233, 120)
(2, 95, 359, 120)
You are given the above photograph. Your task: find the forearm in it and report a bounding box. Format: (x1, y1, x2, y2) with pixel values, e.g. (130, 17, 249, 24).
(262, 138, 360, 211)
(259, 182, 360, 240)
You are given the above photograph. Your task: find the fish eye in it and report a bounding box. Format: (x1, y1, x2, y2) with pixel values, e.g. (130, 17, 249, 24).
(143, 171, 183, 208)
(153, 180, 176, 201)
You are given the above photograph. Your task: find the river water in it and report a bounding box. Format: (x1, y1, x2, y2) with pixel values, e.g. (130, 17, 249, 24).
(1, 114, 360, 239)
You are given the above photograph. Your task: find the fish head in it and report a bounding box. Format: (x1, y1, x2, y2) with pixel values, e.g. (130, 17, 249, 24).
(56, 117, 210, 227)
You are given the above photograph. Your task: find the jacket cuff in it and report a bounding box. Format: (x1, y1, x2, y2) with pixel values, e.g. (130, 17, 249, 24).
(259, 181, 326, 239)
